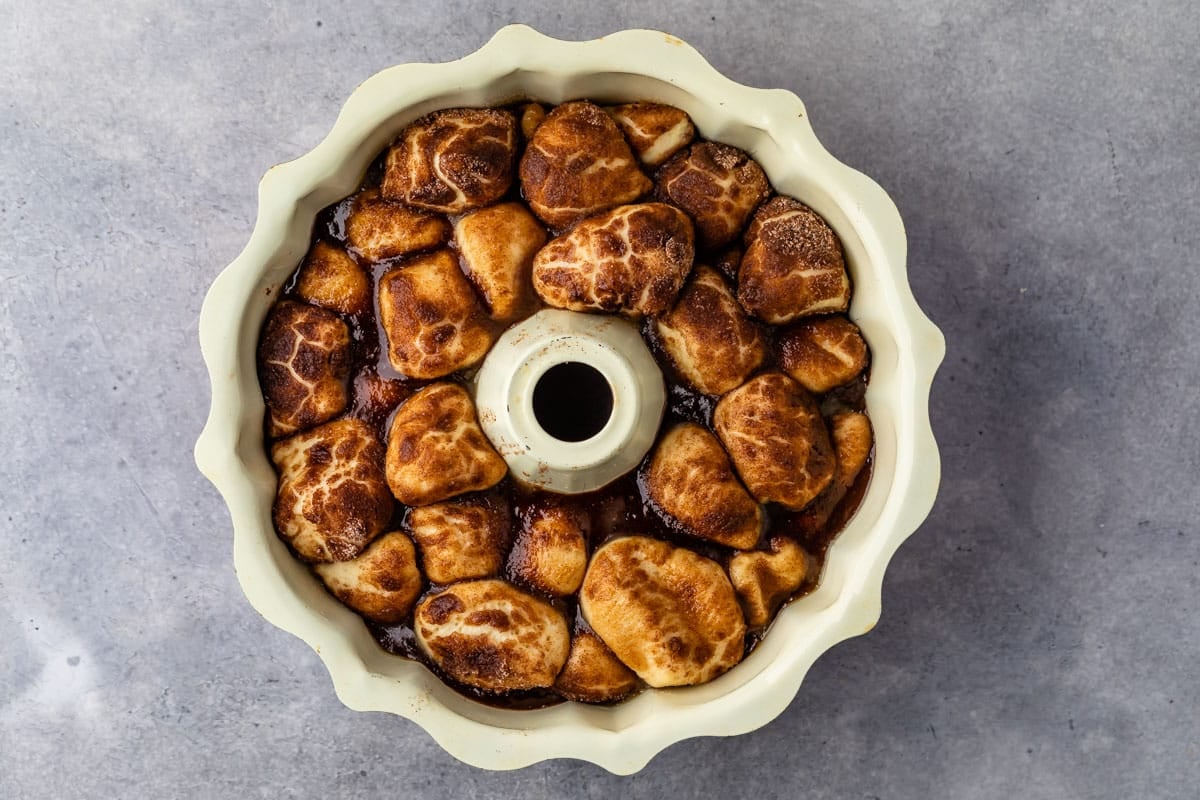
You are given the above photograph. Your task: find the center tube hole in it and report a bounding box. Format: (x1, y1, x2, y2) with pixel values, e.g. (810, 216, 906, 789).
(532, 361, 614, 443)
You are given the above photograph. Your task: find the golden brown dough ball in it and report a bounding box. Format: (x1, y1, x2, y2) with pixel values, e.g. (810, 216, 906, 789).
(343, 189, 450, 263)
(653, 266, 766, 395)
(508, 501, 589, 596)
(377, 249, 497, 379)
(727, 536, 811, 627)
(580, 536, 745, 688)
(645, 423, 763, 550)
(606, 102, 695, 167)
(532, 203, 695, 317)
(654, 142, 770, 251)
(519, 102, 546, 141)
(738, 196, 850, 323)
(384, 382, 507, 506)
(408, 494, 511, 584)
(778, 315, 868, 394)
(830, 411, 873, 488)
(313, 531, 423, 624)
(294, 240, 370, 316)
(453, 202, 547, 323)
(257, 300, 350, 438)
(713, 372, 836, 511)
(271, 417, 393, 562)
(381, 107, 517, 213)
(794, 411, 875, 535)
(553, 630, 640, 703)
(414, 579, 570, 692)
(519, 100, 651, 228)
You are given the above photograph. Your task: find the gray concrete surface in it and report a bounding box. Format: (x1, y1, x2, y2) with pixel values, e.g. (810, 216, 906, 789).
(2, 1, 1198, 797)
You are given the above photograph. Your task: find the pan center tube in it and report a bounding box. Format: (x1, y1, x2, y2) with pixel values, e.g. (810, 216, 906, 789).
(473, 309, 666, 493)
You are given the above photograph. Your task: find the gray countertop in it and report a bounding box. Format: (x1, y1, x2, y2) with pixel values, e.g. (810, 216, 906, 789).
(2, 1, 1197, 797)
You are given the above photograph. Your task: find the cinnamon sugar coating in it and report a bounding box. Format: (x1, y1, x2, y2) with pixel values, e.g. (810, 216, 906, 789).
(294, 240, 370, 316)
(645, 423, 763, 550)
(728, 536, 811, 627)
(778, 315, 868, 393)
(653, 265, 766, 395)
(415, 579, 570, 692)
(654, 142, 770, 251)
(580, 536, 745, 687)
(606, 102, 695, 167)
(384, 383, 506, 507)
(377, 250, 497, 379)
(508, 501, 589, 596)
(553, 630, 640, 703)
(408, 493, 511, 584)
(344, 189, 450, 263)
(271, 417, 393, 563)
(795, 411, 874, 534)
(382, 108, 517, 213)
(519, 100, 651, 228)
(738, 196, 850, 323)
(714, 372, 836, 511)
(454, 202, 547, 323)
(532, 203, 695, 317)
(257, 300, 350, 438)
(314, 531, 423, 624)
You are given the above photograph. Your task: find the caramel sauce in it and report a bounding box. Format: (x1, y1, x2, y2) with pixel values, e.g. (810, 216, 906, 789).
(269, 102, 873, 710)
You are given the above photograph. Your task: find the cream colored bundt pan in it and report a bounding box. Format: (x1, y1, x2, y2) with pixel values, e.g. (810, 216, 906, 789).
(195, 25, 945, 773)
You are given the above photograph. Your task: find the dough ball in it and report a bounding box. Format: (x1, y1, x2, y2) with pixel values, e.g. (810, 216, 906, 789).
(713, 372, 836, 511)
(727, 536, 811, 627)
(654, 142, 770, 250)
(519, 102, 546, 141)
(654, 265, 766, 395)
(454, 201, 547, 322)
(271, 417, 393, 562)
(580, 536, 745, 687)
(377, 249, 497, 379)
(519, 100, 651, 228)
(385, 382, 507, 506)
(381, 107, 517, 213)
(830, 411, 873, 488)
(408, 493, 511, 584)
(645, 423, 763, 550)
(344, 189, 450, 263)
(313, 531, 423, 624)
(508, 501, 589, 596)
(606, 102, 695, 167)
(794, 411, 875, 535)
(294, 240, 370, 315)
(414, 579, 570, 692)
(554, 630, 640, 704)
(532, 202, 695, 317)
(257, 300, 350, 438)
(738, 196, 849, 323)
(778, 315, 868, 394)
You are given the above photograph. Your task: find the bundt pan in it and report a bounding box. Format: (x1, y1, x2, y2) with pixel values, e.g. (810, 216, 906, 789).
(195, 25, 945, 774)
